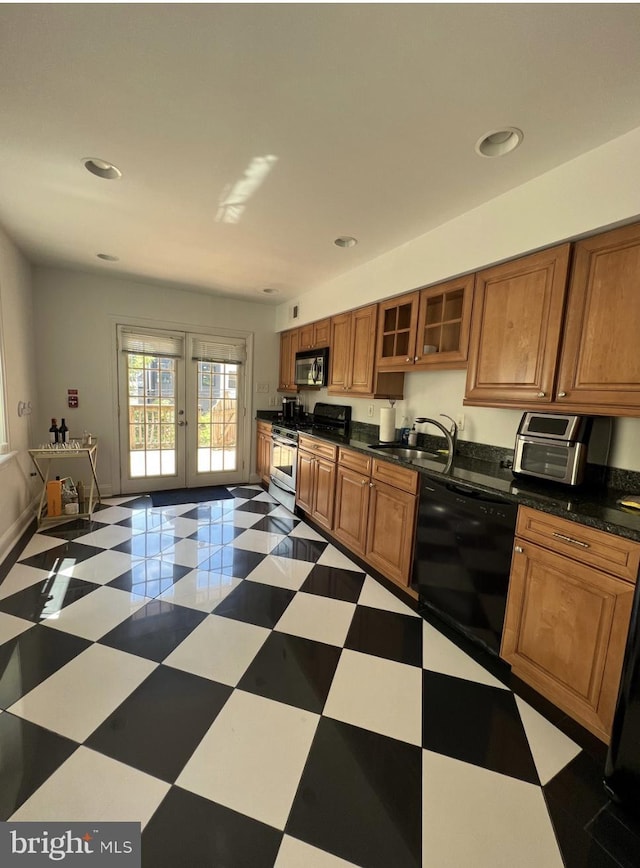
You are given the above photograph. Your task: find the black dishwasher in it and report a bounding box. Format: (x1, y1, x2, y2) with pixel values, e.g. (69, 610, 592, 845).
(411, 476, 518, 655)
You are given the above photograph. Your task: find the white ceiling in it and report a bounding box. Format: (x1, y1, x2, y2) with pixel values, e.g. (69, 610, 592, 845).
(1, 4, 640, 304)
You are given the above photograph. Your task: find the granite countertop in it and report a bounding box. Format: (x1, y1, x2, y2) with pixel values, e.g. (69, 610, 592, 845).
(256, 412, 640, 543)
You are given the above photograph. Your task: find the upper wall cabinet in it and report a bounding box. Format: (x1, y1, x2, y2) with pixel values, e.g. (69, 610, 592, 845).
(464, 244, 571, 407)
(298, 318, 331, 350)
(278, 328, 298, 392)
(376, 275, 474, 371)
(554, 222, 640, 415)
(329, 304, 404, 398)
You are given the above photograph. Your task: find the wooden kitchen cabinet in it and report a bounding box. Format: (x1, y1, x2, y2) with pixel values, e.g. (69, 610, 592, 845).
(296, 435, 338, 531)
(278, 329, 298, 392)
(333, 447, 418, 586)
(298, 318, 331, 350)
(256, 421, 272, 485)
(555, 221, 640, 415)
(465, 244, 571, 407)
(329, 304, 404, 399)
(501, 506, 639, 742)
(376, 275, 474, 371)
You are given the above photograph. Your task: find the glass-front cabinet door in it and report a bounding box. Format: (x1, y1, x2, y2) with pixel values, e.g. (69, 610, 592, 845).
(414, 274, 475, 369)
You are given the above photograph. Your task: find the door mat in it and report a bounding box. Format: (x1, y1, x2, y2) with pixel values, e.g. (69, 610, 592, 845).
(150, 486, 234, 508)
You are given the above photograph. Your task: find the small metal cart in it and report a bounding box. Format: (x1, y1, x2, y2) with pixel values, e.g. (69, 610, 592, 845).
(28, 442, 101, 526)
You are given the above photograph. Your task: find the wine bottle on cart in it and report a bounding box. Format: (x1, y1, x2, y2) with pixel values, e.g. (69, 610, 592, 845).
(59, 418, 68, 443)
(49, 418, 59, 444)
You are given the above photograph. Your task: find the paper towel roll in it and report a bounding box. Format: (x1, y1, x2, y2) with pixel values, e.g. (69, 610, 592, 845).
(379, 407, 396, 443)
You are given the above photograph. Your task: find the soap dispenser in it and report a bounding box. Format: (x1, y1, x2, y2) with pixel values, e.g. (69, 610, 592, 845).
(408, 424, 418, 447)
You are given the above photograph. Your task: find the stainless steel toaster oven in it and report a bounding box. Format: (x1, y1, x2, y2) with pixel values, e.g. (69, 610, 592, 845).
(513, 412, 593, 486)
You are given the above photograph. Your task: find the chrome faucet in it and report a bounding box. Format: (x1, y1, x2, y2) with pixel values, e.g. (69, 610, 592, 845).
(414, 415, 457, 473)
(440, 413, 458, 456)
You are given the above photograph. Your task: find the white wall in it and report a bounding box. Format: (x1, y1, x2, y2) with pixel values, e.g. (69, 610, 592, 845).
(0, 224, 39, 561)
(277, 126, 640, 471)
(32, 267, 279, 494)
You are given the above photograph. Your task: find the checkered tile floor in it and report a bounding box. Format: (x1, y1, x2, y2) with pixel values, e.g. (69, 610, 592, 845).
(0, 485, 597, 866)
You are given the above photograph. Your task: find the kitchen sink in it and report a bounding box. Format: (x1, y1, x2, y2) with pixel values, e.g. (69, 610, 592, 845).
(368, 444, 442, 461)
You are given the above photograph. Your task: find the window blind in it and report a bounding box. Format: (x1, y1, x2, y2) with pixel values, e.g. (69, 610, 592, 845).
(119, 328, 184, 358)
(191, 336, 245, 365)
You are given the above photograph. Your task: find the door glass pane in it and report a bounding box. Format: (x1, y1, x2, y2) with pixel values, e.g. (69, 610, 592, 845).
(196, 362, 238, 473)
(127, 353, 177, 478)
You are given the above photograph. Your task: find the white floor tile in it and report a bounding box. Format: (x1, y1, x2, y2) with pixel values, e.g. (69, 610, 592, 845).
(288, 522, 326, 541)
(73, 524, 135, 549)
(246, 555, 313, 591)
(153, 516, 200, 538)
(92, 505, 143, 524)
(268, 505, 298, 520)
(177, 690, 319, 830)
(41, 586, 151, 640)
(515, 697, 581, 786)
(11, 746, 170, 828)
(422, 750, 564, 868)
(422, 621, 508, 690)
(156, 569, 241, 612)
(58, 550, 143, 584)
(150, 503, 197, 518)
(317, 545, 363, 571)
(221, 510, 263, 528)
(0, 611, 33, 644)
(324, 649, 422, 745)
(230, 528, 285, 553)
(252, 491, 278, 503)
(156, 538, 218, 568)
(357, 575, 420, 616)
(275, 836, 360, 867)
(16, 533, 67, 560)
(0, 563, 49, 600)
(275, 592, 356, 647)
(165, 614, 270, 686)
(8, 644, 156, 742)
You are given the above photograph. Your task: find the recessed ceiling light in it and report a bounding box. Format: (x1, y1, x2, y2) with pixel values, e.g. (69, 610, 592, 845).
(475, 127, 523, 158)
(83, 158, 122, 180)
(260, 287, 280, 295)
(96, 253, 119, 262)
(334, 236, 358, 248)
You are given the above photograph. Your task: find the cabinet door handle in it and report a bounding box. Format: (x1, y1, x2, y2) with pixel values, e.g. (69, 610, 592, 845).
(406, 357, 411, 362)
(537, 392, 546, 398)
(414, 356, 419, 361)
(514, 545, 523, 553)
(557, 391, 567, 398)
(361, 479, 368, 485)
(552, 531, 589, 548)
(369, 482, 375, 488)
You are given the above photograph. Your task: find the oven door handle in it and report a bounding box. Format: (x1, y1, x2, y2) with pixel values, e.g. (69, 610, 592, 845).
(269, 475, 295, 494)
(272, 435, 296, 447)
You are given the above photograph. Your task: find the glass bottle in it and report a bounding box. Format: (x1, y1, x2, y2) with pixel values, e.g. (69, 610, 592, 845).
(59, 418, 68, 443)
(49, 418, 59, 444)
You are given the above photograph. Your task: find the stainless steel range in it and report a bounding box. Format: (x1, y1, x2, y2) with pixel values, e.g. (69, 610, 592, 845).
(268, 402, 351, 512)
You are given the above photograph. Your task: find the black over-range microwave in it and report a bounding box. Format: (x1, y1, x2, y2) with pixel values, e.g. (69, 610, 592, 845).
(294, 347, 329, 387)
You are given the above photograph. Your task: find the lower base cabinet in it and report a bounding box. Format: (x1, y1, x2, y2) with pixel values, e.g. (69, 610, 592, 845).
(501, 506, 639, 743)
(296, 436, 337, 532)
(256, 421, 272, 485)
(333, 449, 418, 587)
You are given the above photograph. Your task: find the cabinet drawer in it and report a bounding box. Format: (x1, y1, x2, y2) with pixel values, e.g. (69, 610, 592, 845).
(372, 459, 419, 494)
(338, 448, 371, 475)
(516, 506, 640, 583)
(257, 421, 272, 435)
(299, 435, 337, 462)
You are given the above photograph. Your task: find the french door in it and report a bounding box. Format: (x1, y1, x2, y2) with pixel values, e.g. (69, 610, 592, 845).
(117, 326, 247, 494)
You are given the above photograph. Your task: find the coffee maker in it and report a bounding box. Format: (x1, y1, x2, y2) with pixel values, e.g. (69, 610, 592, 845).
(281, 397, 302, 423)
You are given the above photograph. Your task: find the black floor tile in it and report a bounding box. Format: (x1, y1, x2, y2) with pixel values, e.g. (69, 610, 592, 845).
(107, 559, 191, 597)
(287, 717, 422, 868)
(87, 666, 232, 783)
(544, 751, 609, 829)
(588, 803, 640, 868)
(0, 625, 91, 708)
(234, 500, 277, 515)
(38, 518, 108, 540)
(0, 575, 100, 622)
(18, 541, 106, 571)
(179, 503, 232, 522)
(198, 548, 265, 579)
(186, 524, 243, 546)
(0, 713, 78, 820)
(545, 794, 624, 868)
(213, 581, 294, 629)
(112, 497, 153, 510)
(228, 486, 264, 500)
(142, 787, 282, 868)
(115, 512, 168, 532)
(111, 533, 180, 558)
(269, 537, 328, 563)
(300, 564, 366, 604)
(98, 600, 207, 662)
(237, 631, 341, 714)
(345, 606, 422, 666)
(251, 515, 300, 535)
(422, 669, 539, 784)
